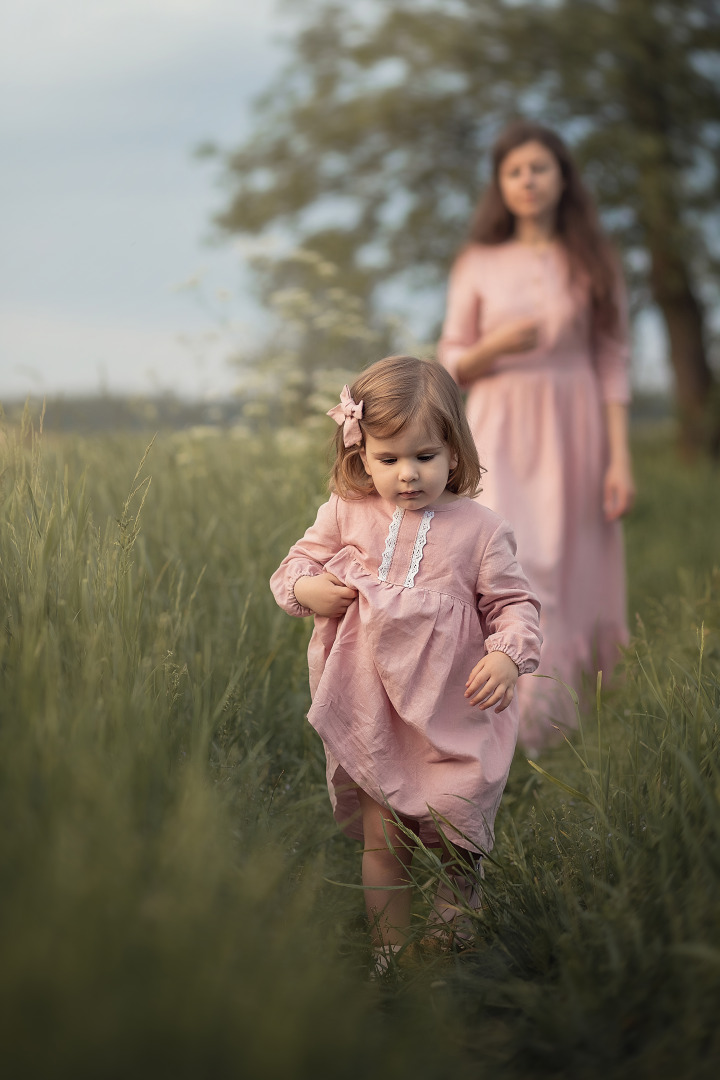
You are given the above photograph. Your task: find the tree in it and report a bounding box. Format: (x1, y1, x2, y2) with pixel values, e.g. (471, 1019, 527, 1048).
(228, 244, 404, 427)
(208, 0, 720, 454)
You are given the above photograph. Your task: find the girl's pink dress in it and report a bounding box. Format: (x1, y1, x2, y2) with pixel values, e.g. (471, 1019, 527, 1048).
(439, 241, 631, 749)
(271, 494, 541, 854)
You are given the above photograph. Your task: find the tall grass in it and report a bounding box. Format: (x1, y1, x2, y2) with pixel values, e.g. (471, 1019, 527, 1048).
(0, 408, 718, 1078)
(449, 600, 720, 1076)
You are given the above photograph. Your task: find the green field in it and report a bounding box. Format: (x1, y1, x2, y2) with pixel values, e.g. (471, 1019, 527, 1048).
(1, 411, 718, 1078)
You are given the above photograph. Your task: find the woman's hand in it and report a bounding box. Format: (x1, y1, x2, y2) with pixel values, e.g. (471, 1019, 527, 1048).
(486, 317, 541, 356)
(603, 402, 635, 521)
(293, 572, 358, 617)
(465, 650, 519, 712)
(603, 459, 636, 521)
(455, 317, 540, 382)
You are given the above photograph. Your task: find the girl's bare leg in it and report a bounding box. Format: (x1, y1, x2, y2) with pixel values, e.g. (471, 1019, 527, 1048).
(356, 788, 415, 949)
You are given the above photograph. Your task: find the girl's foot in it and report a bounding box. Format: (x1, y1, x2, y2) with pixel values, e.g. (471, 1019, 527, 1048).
(370, 942, 403, 979)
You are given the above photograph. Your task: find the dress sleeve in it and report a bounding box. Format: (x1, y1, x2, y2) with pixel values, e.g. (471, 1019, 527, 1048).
(437, 249, 481, 388)
(591, 267, 632, 404)
(269, 496, 343, 617)
(476, 520, 542, 675)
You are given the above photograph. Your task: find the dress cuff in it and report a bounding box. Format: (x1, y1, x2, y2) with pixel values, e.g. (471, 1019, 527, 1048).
(438, 341, 473, 389)
(485, 639, 539, 676)
(288, 569, 321, 617)
(600, 372, 632, 405)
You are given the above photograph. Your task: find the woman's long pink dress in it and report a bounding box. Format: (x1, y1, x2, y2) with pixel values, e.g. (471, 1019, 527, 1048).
(439, 240, 631, 750)
(271, 494, 541, 853)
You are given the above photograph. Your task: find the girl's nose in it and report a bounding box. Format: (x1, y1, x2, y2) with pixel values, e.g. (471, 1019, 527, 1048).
(399, 460, 419, 481)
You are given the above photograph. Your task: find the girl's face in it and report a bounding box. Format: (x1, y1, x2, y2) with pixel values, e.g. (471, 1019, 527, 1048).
(359, 419, 458, 510)
(498, 139, 564, 228)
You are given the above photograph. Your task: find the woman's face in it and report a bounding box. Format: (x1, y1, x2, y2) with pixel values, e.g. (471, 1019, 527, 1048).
(497, 139, 564, 227)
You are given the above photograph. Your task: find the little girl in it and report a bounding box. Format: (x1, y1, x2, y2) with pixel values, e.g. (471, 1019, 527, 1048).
(270, 355, 541, 971)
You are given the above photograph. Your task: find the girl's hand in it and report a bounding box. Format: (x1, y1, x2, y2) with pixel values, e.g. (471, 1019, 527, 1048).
(603, 458, 636, 521)
(293, 572, 358, 617)
(465, 651, 519, 713)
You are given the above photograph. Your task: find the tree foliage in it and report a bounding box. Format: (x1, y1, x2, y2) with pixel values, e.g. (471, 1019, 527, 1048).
(209, 0, 720, 451)
(229, 246, 405, 427)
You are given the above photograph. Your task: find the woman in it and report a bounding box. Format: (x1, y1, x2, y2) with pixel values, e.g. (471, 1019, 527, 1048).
(438, 120, 635, 752)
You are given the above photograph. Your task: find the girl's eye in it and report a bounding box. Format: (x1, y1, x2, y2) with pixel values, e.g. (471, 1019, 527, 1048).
(418, 455, 435, 462)
(380, 458, 396, 465)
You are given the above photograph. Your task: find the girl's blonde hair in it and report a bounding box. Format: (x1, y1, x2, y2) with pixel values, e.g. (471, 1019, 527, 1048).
(330, 355, 484, 500)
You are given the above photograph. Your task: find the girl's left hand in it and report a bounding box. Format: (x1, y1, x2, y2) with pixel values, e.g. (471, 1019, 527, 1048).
(603, 459, 636, 521)
(465, 651, 519, 712)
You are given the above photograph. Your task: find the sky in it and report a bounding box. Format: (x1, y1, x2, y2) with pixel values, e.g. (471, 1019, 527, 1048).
(0, 0, 670, 403)
(0, 0, 286, 401)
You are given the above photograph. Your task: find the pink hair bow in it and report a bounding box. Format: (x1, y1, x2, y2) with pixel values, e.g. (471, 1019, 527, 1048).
(327, 385, 364, 447)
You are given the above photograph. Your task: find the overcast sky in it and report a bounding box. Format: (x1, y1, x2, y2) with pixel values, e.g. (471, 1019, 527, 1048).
(0, 0, 288, 401)
(1, 0, 670, 403)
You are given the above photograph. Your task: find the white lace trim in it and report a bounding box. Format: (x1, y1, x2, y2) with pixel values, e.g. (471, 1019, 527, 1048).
(404, 510, 434, 588)
(378, 507, 404, 581)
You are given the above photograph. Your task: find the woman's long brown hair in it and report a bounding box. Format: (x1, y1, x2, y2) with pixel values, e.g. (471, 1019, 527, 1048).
(470, 120, 620, 337)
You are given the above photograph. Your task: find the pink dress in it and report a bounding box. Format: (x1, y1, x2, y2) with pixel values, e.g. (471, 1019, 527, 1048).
(270, 493, 541, 854)
(439, 240, 631, 748)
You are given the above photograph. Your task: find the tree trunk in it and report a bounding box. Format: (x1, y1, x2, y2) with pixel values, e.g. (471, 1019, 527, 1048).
(612, 1, 720, 456)
(648, 245, 720, 458)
